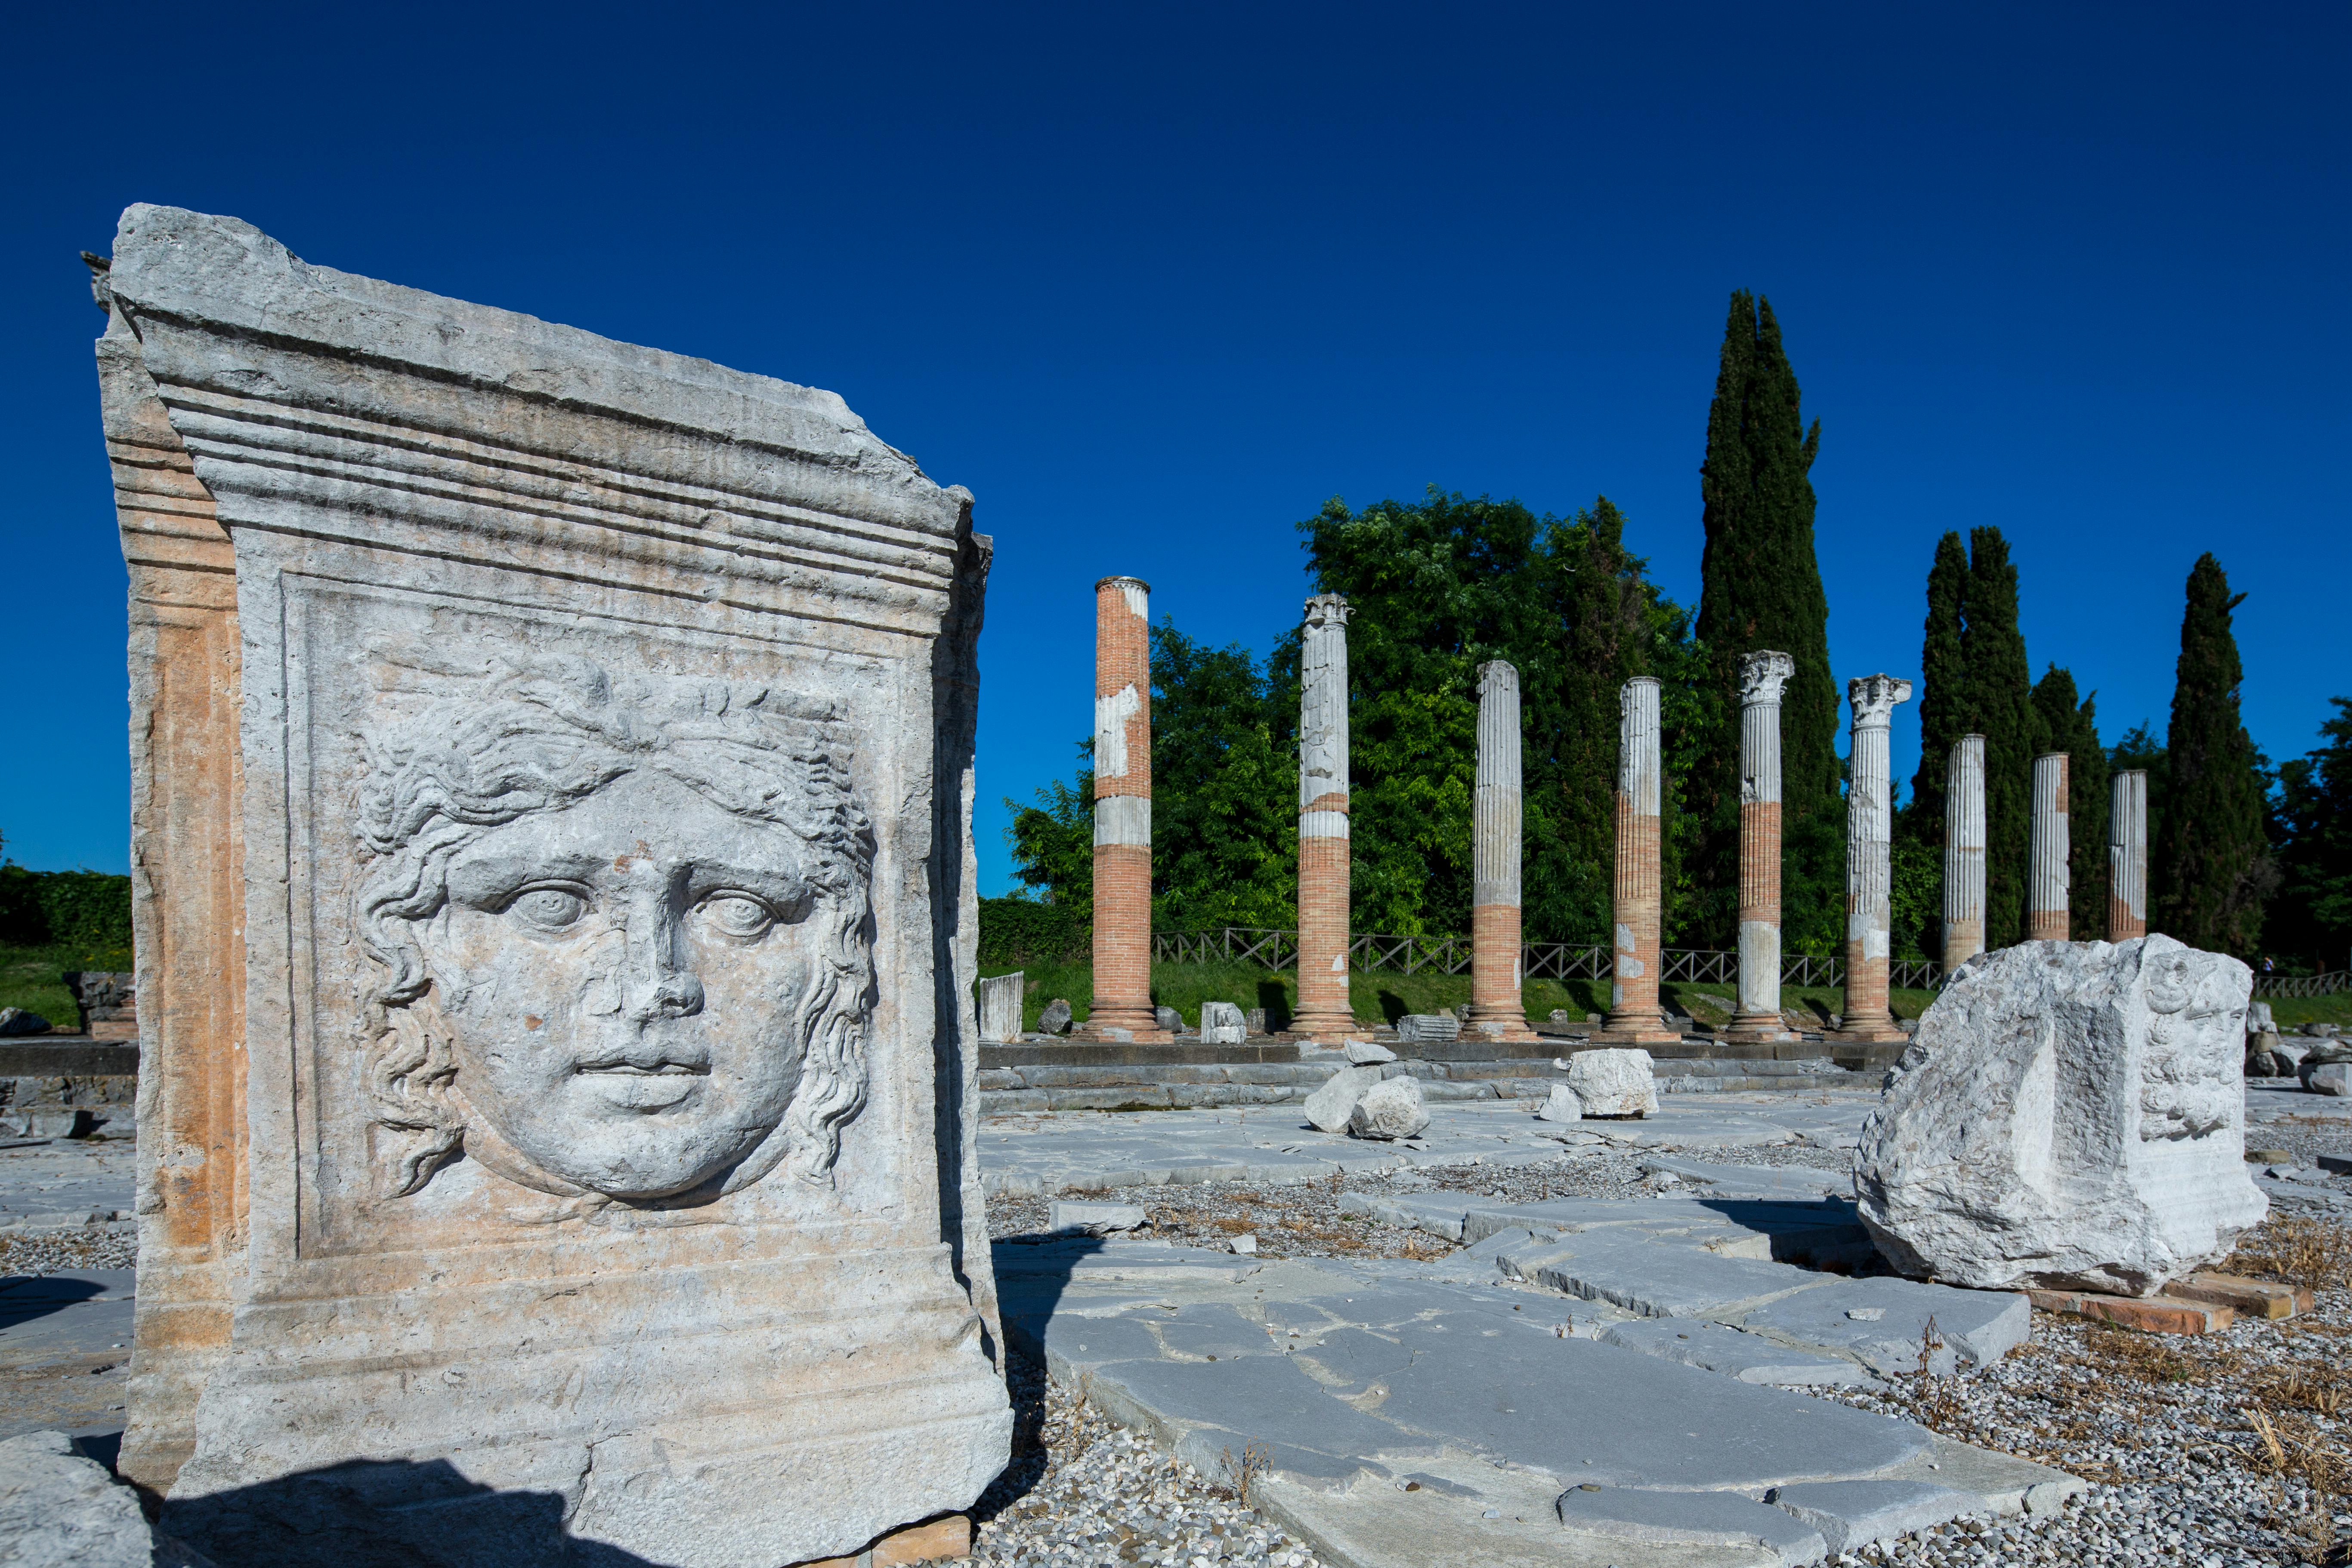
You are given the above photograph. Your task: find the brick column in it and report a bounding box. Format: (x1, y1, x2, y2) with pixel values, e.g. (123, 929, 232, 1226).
(1467, 660, 1535, 1041)
(1942, 734, 1987, 971)
(1290, 594, 1358, 1039)
(1083, 577, 1169, 1041)
(2108, 769, 2148, 941)
(1599, 677, 1679, 1045)
(2027, 752, 2071, 943)
(1725, 651, 1796, 1041)
(1836, 674, 1911, 1042)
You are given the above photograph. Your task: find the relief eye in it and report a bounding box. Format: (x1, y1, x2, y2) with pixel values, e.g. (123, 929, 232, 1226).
(510, 888, 589, 930)
(698, 893, 777, 939)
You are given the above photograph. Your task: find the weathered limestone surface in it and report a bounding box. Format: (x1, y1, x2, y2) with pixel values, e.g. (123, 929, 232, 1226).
(1837, 676, 1911, 1042)
(1302, 1064, 1384, 1133)
(1728, 652, 1797, 1040)
(0, 1430, 210, 1568)
(1942, 736, 1987, 972)
(978, 971, 1023, 1043)
(1600, 679, 1678, 1044)
(1087, 577, 1168, 1041)
(97, 207, 1009, 1564)
(1564, 1048, 1658, 1118)
(1466, 661, 1535, 1040)
(2027, 752, 2070, 942)
(1347, 1076, 1431, 1140)
(1199, 1001, 1247, 1045)
(1855, 937, 2267, 1296)
(1292, 596, 1357, 1038)
(2109, 770, 2148, 941)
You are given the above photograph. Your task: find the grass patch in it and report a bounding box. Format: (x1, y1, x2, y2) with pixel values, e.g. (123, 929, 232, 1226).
(2269, 992, 2352, 1031)
(977, 960, 1607, 1033)
(0, 942, 133, 1030)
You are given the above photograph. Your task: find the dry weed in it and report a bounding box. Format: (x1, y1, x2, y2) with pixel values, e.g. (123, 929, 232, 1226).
(2225, 1217, 2352, 1293)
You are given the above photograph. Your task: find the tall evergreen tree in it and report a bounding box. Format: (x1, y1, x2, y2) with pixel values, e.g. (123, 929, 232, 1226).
(1960, 527, 2036, 949)
(2031, 665, 2110, 938)
(1906, 532, 1971, 845)
(1691, 291, 1841, 953)
(2270, 698, 2352, 973)
(2154, 554, 2274, 954)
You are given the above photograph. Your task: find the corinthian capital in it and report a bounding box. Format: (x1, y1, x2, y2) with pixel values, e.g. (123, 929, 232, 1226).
(1847, 674, 1914, 727)
(1302, 593, 1351, 629)
(1739, 650, 1795, 706)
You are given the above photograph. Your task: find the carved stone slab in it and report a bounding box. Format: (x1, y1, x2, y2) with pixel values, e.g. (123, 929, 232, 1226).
(97, 206, 1009, 1565)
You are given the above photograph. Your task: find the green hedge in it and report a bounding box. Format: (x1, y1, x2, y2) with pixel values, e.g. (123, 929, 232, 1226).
(977, 897, 1090, 965)
(0, 866, 135, 957)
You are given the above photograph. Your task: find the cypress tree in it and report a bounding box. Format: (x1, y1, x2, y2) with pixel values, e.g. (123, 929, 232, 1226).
(2030, 665, 2110, 938)
(1961, 527, 2035, 949)
(2154, 554, 2274, 954)
(1692, 291, 1840, 953)
(1901, 532, 1971, 957)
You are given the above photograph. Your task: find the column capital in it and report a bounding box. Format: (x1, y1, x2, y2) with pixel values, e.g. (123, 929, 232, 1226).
(1847, 674, 1913, 728)
(1738, 649, 1795, 705)
(1303, 592, 1351, 628)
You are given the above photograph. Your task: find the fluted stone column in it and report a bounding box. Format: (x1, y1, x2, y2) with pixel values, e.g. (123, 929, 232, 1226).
(1725, 652, 1797, 1040)
(2109, 769, 2148, 941)
(1600, 677, 1678, 1044)
(1942, 735, 1987, 972)
(1291, 594, 1357, 1039)
(1837, 674, 1911, 1042)
(2027, 752, 2071, 943)
(1084, 577, 1170, 1041)
(1468, 661, 1535, 1040)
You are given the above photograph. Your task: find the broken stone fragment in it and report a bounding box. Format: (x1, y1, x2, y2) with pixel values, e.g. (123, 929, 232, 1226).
(1040, 998, 1075, 1036)
(1302, 1064, 1384, 1133)
(1343, 1040, 1397, 1065)
(1050, 1200, 1147, 1235)
(1348, 1075, 1431, 1140)
(1199, 1002, 1248, 1045)
(1562, 1048, 1657, 1118)
(1535, 1084, 1583, 1123)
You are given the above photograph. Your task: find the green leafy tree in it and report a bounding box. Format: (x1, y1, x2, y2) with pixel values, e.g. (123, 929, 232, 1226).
(1690, 291, 1842, 955)
(1960, 527, 2037, 949)
(2270, 697, 2352, 972)
(1005, 763, 1094, 907)
(1149, 624, 1298, 928)
(2031, 665, 2110, 938)
(2154, 554, 2275, 954)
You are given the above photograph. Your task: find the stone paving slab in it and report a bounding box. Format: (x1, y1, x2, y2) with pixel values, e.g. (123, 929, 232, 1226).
(1001, 1243, 2074, 1568)
(979, 1095, 1879, 1198)
(1598, 1319, 1876, 1388)
(0, 1143, 135, 1230)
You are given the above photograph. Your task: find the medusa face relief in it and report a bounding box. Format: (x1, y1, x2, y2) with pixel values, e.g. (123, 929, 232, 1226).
(357, 656, 873, 1203)
(2139, 937, 2245, 1143)
(415, 771, 823, 1199)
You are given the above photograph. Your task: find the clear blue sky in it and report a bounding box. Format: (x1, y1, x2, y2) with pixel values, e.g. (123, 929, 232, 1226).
(4, 3, 2344, 904)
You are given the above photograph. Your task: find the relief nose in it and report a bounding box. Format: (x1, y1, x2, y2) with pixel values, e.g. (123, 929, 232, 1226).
(622, 899, 705, 1023)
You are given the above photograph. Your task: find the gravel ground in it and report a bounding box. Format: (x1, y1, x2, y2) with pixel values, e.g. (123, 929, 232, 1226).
(0, 1225, 136, 1276)
(2246, 1112, 2352, 1168)
(961, 1346, 1325, 1567)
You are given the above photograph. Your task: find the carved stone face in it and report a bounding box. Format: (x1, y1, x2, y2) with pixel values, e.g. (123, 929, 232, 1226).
(2139, 940, 2244, 1142)
(412, 770, 826, 1200)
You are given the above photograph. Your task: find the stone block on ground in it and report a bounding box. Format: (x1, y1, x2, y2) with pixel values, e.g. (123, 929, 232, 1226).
(1039, 998, 1075, 1036)
(1394, 1013, 1460, 1043)
(1765, 1479, 1979, 1556)
(2304, 1062, 2352, 1097)
(1534, 1084, 1582, 1123)
(1562, 1048, 1657, 1117)
(1303, 1064, 1385, 1133)
(1343, 1039, 1397, 1064)
(2165, 1271, 2315, 1319)
(1156, 1006, 1184, 1036)
(1856, 936, 2266, 1297)
(2025, 1289, 2235, 1334)
(977, 972, 1023, 1044)
(1199, 1002, 1247, 1045)
(1349, 1076, 1431, 1140)
(1049, 1200, 1148, 1234)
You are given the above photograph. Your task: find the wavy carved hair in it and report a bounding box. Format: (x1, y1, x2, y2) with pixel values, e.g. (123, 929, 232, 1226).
(353, 651, 875, 1197)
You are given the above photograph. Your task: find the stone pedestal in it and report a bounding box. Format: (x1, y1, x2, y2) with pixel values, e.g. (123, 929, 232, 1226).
(1941, 736, 1987, 973)
(95, 207, 1010, 1566)
(1835, 674, 1911, 1043)
(977, 972, 1024, 1044)
(1289, 595, 1358, 1039)
(1466, 661, 1536, 1041)
(2027, 752, 2071, 943)
(2109, 770, 2148, 941)
(1598, 678, 1680, 1045)
(1724, 652, 1797, 1042)
(1082, 577, 1170, 1042)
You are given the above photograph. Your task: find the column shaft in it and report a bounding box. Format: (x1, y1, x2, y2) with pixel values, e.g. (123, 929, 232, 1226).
(1468, 661, 1533, 1039)
(2027, 752, 2071, 942)
(1728, 652, 1796, 1038)
(1085, 577, 1168, 1040)
(1601, 677, 1678, 1043)
(1942, 735, 1987, 971)
(1290, 594, 1357, 1038)
(1839, 674, 1911, 1041)
(2108, 769, 2148, 940)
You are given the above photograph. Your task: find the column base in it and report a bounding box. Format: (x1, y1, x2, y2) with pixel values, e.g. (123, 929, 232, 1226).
(1828, 1021, 1910, 1044)
(1463, 1015, 1541, 1043)
(1591, 1020, 1684, 1045)
(1077, 1003, 1174, 1045)
(1283, 1012, 1367, 1043)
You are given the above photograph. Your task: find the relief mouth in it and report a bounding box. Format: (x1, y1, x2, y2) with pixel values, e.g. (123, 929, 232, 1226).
(575, 1061, 710, 1076)
(574, 1061, 707, 1111)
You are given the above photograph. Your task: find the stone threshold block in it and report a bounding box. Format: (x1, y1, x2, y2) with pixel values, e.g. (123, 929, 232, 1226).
(2024, 1289, 2235, 1334)
(2164, 1271, 2317, 1319)
(795, 1512, 972, 1568)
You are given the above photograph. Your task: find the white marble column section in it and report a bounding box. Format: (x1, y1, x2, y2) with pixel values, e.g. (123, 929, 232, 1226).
(2108, 769, 2148, 941)
(1468, 660, 1532, 1038)
(1942, 735, 1987, 971)
(1292, 593, 1356, 1037)
(1839, 674, 1911, 1040)
(1728, 651, 1795, 1037)
(2027, 752, 2071, 942)
(1601, 676, 1675, 1042)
